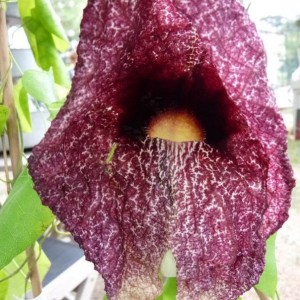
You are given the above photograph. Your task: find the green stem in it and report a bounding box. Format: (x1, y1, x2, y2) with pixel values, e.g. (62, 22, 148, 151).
(0, 257, 28, 284)
(52, 219, 71, 237)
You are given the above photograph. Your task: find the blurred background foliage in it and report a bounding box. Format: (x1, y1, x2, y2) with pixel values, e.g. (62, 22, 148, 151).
(50, 0, 87, 44)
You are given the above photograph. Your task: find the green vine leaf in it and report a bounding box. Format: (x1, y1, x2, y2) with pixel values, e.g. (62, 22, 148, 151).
(22, 70, 57, 105)
(22, 17, 70, 87)
(18, 0, 70, 87)
(13, 80, 31, 133)
(18, 0, 38, 66)
(22, 70, 67, 120)
(0, 105, 10, 135)
(18, 0, 68, 50)
(32, 0, 69, 50)
(0, 243, 51, 300)
(156, 277, 177, 300)
(255, 234, 277, 299)
(0, 168, 54, 270)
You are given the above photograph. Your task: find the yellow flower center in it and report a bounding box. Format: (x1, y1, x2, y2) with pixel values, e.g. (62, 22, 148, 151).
(148, 110, 205, 142)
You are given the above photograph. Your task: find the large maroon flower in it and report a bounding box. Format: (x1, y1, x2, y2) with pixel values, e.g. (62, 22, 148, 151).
(28, 0, 294, 299)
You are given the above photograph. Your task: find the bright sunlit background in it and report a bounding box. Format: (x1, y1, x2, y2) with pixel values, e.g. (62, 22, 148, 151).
(244, 0, 300, 88)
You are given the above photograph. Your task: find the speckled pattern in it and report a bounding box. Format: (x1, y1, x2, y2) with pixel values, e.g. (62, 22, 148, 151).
(28, 0, 294, 299)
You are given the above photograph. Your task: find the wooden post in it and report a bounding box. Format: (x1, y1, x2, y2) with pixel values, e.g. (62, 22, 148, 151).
(0, 4, 42, 297)
(26, 247, 43, 297)
(0, 4, 21, 177)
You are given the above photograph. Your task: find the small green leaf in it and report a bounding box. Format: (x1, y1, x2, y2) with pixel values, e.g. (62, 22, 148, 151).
(18, 0, 70, 87)
(13, 80, 31, 133)
(24, 17, 53, 70)
(22, 70, 57, 105)
(18, 0, 68, 52)
(18, 0, 34, 19)
(255, 234, 277, 299)
(18, 0, 38, 57)
(24, 17, 70, 87)
(103, 296, 108, 300)
(33, 0, 69, 50)
(0, 168, 54, 270)
(0, 243, 51, 300)
(22, 71, 68, 120)
(0, 105, 9, 135)
(156, 277, 177, 300)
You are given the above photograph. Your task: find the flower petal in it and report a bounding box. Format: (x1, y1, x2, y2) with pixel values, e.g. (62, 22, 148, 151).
(175, 0, 295, 237)
(28, 0, 295, 299)
(170, 138, 268, 299)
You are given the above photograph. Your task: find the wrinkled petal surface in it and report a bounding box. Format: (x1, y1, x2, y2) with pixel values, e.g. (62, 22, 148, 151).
(28, 0, 294, 299)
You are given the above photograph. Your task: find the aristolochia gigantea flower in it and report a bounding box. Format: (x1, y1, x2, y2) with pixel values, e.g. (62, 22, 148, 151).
(29, 0, 295, 299)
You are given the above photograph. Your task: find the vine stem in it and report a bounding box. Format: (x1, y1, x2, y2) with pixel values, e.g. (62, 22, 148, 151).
(0, 4, 42, 297)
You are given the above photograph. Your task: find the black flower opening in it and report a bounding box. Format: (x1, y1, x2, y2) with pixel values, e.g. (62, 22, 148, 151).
(119, 64, 247, 146)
